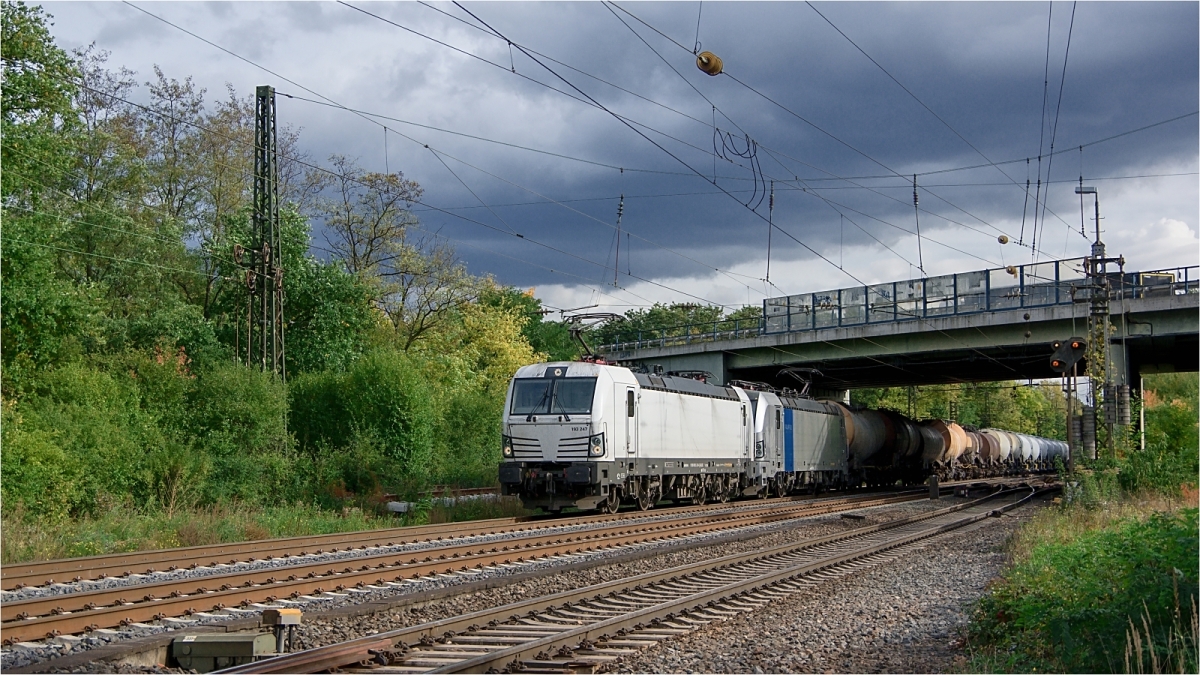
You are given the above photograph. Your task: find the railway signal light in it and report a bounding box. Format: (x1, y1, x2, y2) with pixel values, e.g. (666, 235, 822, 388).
(1049, 338, 1087, 373)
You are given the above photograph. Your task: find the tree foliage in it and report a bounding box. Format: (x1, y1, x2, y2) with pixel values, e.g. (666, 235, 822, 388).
(1, 7, 549, 524)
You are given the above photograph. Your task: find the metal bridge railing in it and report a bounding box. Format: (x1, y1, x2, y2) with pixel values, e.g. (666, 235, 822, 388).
(595, 259, 1198, 353)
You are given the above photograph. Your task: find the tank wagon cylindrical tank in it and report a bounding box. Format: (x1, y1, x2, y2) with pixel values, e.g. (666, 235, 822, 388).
(980, 429, 1013, 464)
(975, 430, 1001, 465)
(836, 406, 889, 467)
(884, 411, 923, 460)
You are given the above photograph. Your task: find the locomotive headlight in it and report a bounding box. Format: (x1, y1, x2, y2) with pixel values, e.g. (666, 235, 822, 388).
(588, 433, 605, 457)
(754, 439, 765, 459)
(502, 435, 514, 458)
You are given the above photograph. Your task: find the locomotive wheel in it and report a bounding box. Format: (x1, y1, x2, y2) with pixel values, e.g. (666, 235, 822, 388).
(692, 480, 708, 506)
(636, 478, 656, 511)
(717, 476, 731, 503)
(599, 489, 620, 514)
(774, 478, 787, 499)
(637, 487, 655, 511)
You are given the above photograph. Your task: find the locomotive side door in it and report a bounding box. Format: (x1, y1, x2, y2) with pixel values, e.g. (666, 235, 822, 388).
(624, 387, 638, 457)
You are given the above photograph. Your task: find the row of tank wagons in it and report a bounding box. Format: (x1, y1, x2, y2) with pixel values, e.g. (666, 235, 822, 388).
(836, 406, 1068, 479)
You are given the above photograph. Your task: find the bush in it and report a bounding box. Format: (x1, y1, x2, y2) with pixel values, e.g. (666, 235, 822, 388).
(187, 361, 289, 457)
(289, 349, 435, 489)
(8, 362, 159, 517)
(969, 507, 1199, 673)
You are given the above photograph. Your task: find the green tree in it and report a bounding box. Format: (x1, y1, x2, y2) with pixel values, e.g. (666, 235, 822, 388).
(480, 285, 577, 361)
(1, 2, 94, 392)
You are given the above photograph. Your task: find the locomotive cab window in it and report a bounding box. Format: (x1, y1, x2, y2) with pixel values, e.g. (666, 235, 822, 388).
(510, 377, 597, 415)
(775, 409, 781, 429)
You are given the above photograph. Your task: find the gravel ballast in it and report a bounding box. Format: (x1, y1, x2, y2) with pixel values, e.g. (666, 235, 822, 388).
(6, 492, 1043, 673)
(608, 501, 1040, 674)
(4, 496, 958, 671)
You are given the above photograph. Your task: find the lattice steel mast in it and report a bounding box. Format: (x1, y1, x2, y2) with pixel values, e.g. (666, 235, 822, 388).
(248, 85, 285, 380)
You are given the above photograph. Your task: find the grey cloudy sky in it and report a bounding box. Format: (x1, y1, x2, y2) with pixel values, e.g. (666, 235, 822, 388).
(40, 1, 1200, 312)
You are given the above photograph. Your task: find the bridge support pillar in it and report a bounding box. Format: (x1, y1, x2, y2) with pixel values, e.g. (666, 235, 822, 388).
(812, 388, 850, 404)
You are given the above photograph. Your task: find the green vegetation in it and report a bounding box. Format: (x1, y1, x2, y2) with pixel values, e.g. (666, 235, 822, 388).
(966, 373, 1200, 673)
(0, 3, 563, 563)
(0, 4, 749, 564)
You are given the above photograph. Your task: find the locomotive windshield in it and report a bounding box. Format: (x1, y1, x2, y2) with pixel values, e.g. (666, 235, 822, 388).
(510, 377, 597, 415)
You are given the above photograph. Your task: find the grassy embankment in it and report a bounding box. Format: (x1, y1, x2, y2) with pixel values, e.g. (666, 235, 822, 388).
(965, 373, 1200, 674)
(1, 496, 532, 565)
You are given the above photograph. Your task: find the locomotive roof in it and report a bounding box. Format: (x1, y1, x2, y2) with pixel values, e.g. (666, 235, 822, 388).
(633, 373, 739, 401)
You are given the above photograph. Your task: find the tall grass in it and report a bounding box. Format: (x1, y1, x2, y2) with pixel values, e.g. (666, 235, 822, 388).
(967, 506, 1199, 673)
(1125, 595, 1199, 674)
(0, 500, 390, 564)
(1, 493, 533, 564)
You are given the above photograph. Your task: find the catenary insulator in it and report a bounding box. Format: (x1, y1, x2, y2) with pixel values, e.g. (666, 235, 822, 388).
(696, 51, 723, 76)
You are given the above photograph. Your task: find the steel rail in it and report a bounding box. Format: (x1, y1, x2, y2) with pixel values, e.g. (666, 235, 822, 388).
(3, 477, 1026, 591)
(1, 518, 523, 591)
(1, 489, 890, 591)
(0, 490, 932, 643)
(217, 486, 1042, 674)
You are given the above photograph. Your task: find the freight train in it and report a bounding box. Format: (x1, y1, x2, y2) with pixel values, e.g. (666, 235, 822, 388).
(498, 362, 1067, 513)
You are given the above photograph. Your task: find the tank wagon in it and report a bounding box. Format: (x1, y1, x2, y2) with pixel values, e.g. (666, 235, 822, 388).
(499, 362, 1067, 513)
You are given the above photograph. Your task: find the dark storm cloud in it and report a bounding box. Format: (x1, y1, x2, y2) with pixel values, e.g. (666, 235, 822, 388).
(42, 2, 1199, 301)
(379, 2, 1196, 283)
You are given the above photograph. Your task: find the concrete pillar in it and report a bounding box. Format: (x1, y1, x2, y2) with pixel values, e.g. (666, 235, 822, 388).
(813, 388, 850, 404)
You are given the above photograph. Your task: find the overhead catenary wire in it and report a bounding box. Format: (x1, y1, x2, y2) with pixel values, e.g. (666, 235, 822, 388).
(411, 0, 1191, 264)
(912, 174, 924, 273)
(602, 2, 1027, 242)
(1030, 1, 1055, 254)
(349, 2, 1198, 184)
(444, 7, 1022, 376)
(121, 2, 750, 309)
(803, 1, 1046, 215)
(1035, 0, 1078, 261)
(406, 170, 1196, 215)
(439, 0, 1017, 266)
(450, 1, 870, 291)
(121, 0, 1190, 307)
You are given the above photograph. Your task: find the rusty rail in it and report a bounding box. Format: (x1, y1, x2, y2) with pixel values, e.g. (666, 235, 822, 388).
(218, 485, 1045, 674)
(0, 490, 937, 644)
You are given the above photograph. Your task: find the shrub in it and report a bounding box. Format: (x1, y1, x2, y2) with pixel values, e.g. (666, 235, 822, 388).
(341, 350, 435, 481)
(969, 508, 1199, 672)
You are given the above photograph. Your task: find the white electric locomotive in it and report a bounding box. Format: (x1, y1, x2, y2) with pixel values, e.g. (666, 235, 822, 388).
(499, 361, 751, 513)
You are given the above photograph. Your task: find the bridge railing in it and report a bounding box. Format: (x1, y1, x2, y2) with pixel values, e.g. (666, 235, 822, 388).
(596, 316, 764, 353)
(595, 259, 1198, 353)
(763, 257, 1092, 333)
(1109, 263, 1199, 300)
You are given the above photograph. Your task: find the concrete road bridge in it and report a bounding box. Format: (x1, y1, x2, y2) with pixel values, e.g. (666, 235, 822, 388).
(597, 257, 1198, 393)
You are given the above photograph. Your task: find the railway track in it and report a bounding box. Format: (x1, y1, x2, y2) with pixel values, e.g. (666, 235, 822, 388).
(1, 493, 835, 592)
(2, 477, 1028, 593)
(217, 486, 1044, 674)
(1, 488, 954, 645)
